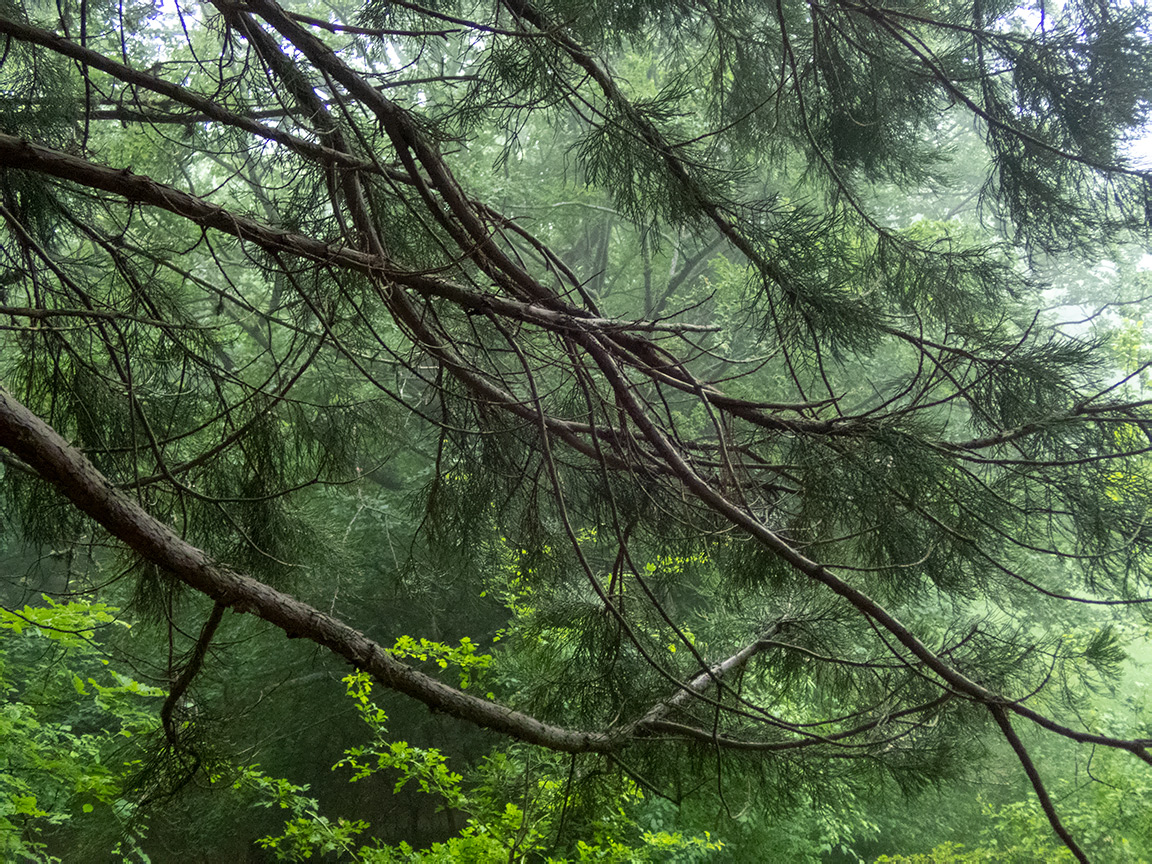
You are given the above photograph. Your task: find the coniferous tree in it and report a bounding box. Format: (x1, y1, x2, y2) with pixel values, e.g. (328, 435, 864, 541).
(1, 0, 1151, 857)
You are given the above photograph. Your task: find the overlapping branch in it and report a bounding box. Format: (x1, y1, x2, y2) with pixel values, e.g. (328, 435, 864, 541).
(3, 1, 1151, 856)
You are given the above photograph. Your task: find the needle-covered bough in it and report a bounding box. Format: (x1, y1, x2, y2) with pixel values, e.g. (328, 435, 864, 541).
(2, 0, 1151, 856)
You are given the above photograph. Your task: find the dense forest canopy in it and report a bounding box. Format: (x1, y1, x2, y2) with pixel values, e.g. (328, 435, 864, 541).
(1, 0, 1152, 858)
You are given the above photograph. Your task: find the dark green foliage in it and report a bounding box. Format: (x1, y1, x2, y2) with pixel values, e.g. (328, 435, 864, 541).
(1, 0, 1151, 859)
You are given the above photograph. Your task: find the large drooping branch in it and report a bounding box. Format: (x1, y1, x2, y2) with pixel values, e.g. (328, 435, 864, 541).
(8, 332, 1145, 778)
(0, 382, 618, 752)
(252, 34, 1016, 751)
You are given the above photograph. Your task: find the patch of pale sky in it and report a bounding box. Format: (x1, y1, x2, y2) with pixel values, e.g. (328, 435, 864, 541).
(1126, 130, 1152, 170)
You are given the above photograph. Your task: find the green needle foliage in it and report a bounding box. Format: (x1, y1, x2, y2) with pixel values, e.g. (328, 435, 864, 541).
(0, 0, 1151, 858)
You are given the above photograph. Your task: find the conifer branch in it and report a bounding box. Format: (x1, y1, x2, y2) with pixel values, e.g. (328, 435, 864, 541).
(161, 601, 226, 747)
(990, 703, 1091, 864)
(0, 383, 620, 753)
(5, 2, 1152, 851)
